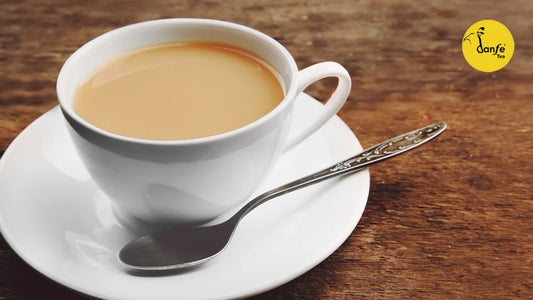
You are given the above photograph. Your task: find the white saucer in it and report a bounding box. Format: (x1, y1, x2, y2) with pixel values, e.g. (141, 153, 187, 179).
(0, 94, 369, 300)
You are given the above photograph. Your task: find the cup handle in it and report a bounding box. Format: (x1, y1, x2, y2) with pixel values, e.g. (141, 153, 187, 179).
(283, 61, 351, 152)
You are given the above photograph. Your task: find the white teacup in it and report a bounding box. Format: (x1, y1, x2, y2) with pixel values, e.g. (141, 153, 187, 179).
(57, 19, 351, 224)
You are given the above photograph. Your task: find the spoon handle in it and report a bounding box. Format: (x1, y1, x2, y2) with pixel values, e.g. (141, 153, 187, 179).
(234, 122, 447, 221)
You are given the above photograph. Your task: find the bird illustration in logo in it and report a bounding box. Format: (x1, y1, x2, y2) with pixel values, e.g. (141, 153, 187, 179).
(463, 27, 484, 45)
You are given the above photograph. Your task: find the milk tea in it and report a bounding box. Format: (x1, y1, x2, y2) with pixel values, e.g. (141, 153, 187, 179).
(73, 41, 284, 140)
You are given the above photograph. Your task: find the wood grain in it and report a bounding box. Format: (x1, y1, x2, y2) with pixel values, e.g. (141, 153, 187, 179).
(1, 0, 532, 299)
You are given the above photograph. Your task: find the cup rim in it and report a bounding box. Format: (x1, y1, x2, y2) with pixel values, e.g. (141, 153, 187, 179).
(56, 18, 299, 146)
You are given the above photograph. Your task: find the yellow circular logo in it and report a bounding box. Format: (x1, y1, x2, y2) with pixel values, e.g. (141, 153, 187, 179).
(462, 20, 514, 72)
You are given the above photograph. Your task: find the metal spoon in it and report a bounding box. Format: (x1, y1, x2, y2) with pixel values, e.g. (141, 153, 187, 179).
(119, 122, 446, 271)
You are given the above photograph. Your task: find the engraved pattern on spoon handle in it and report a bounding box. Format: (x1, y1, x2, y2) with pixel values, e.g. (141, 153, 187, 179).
(328, 122, 447, 172)
(234, 122, 447, 221)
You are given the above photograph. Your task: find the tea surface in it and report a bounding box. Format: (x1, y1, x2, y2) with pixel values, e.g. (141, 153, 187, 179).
(73, 41, 284, 140)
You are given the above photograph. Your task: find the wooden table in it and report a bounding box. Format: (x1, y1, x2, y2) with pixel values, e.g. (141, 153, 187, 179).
(1, 1, 531, 299)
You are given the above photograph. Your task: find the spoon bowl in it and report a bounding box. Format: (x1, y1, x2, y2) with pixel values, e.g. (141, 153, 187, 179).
(120, 220, 237, 270)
